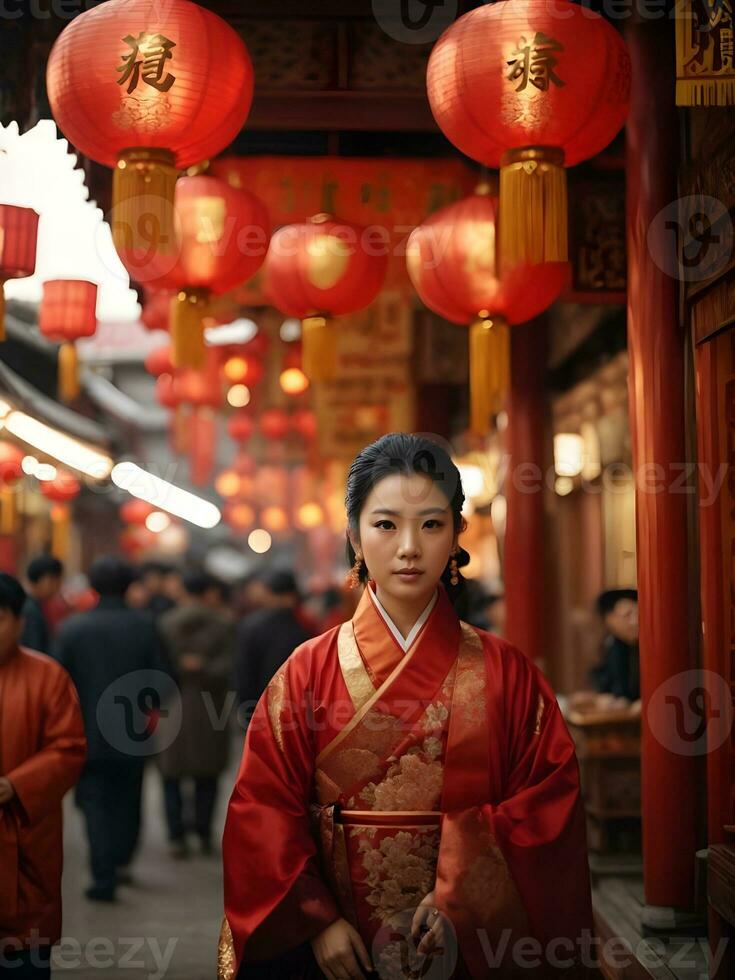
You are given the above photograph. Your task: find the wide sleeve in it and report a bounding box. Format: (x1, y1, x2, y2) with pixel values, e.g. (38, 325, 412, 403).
(436, 637, 596, 978)
(222, 645, 340, 970)
(489, 645, 594, 953)
(7, 663, 86, 824)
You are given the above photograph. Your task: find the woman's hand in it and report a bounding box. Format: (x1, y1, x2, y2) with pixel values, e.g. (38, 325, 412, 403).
(411, 889, 445, 957)
(311, 917, 373, 979)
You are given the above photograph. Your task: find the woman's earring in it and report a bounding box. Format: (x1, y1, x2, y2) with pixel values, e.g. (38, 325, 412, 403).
(347, 551, 363, 589)
(449, 551, 459, 587)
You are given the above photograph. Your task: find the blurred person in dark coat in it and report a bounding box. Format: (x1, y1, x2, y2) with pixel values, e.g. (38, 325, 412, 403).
(138, 561, 177, 618)
(234, 569, 311, 722)
(54, 556, 167, 902)
(155, 570, 235, 857)
(589, 588, 640, 703)
(20, 556, 63, 654)
(0, 573, 85, 979)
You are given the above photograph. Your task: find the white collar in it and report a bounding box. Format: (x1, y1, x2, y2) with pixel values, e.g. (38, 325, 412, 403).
(368, 585, 438, 652)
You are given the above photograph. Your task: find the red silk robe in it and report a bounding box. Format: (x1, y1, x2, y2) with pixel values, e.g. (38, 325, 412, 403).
(0, 646, 86, 948)
(222, 585, 595, 978)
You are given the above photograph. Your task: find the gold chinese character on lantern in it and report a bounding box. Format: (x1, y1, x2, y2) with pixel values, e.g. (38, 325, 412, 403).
(507, 31, 565, 92)
(117, 32, 176, 94)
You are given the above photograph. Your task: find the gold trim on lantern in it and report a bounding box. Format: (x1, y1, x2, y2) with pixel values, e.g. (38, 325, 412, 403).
(112, 147, 178, 256)
(170, 288, 209, 369)
(302, 315, 337, 382)
(58, 342, 80, 403)
(499, 146, 567, 269)
(50, 503, 71, 561)
(469, 315, 510, 434)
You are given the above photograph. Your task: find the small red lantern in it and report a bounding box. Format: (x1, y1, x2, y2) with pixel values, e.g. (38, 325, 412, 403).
(264, 214, 388, 381)
(120, 499, 155, 526)
(223, 354, 264, 387)
(141, 290, 173, 332)
(227, 412, 255, 445)
(0, 443, 25, 535)
(137, 175, 269, 369)
(260, 408, 290, 442)
(189, 408, 217, 486)
(145, 345, 174, 378)
(47, 0, 254, 257)
(39, 280, 98, 402)
(291, 409, 317, 442)
(0, 205, 39, 342)
(407, 190, 569, 432)
(40, 469, 81, 561)
(427, 1, 630, 268)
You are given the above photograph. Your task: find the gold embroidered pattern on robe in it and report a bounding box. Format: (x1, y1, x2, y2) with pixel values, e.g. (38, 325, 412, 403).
(266, 664, 288, 752)
(353, 827, 440, 923)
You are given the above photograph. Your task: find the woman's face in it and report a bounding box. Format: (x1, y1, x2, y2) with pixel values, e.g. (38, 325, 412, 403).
(352, 472, 457, 608)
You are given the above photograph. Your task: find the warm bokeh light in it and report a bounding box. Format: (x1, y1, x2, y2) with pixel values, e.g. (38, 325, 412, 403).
(227, 385, 251, 408)
(280, 367, 310, 396)
(215, 469, 243, 499)
(111, 462, 221, 529)
(224, 357, 249, 383)
(296, 502, 323, 529)
(555, 476, 575, 497)
(5, 411, 112, 478)
(145, 511, 171, 533)
(554, 433, 584, 478)
(248, 528, 272, 553)
(261, 506, 289, 533)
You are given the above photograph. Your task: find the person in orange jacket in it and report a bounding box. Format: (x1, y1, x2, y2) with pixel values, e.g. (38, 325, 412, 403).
(0, 573, 86, 979)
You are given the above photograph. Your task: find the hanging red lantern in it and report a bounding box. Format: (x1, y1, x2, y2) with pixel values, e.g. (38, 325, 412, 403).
(0, 205, 39, 342)
(263, 214, 388, 381)
(227, 411, 254, 445)
(141, 290, 173, 332)
(407, 190, 569, 432)
(291, 408, 317, 442)
(176, 346, 223, 409)
(38, 280, 98, 403)
(40, 469, 81, 561)
(0, 443, 25, 536)
(427, 1, 630, 269)
(120, 498, 156, 526)
(46, 0, 254, 258)
(145, 344, 174, 378)
(140, 175, 269, 369)
(260, 408, 290, 442)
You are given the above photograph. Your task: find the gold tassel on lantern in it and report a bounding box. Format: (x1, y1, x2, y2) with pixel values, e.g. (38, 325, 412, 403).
(302, 315, 337, 382)
(0, 485, 16, 535)
(50, 504, 71, 561)
(112, 148, 178, 256)
(58, 342, 80, 402)
(499, 147, 567, 269)
(170, 288, 208, 369)
(469, 315, 510, 434)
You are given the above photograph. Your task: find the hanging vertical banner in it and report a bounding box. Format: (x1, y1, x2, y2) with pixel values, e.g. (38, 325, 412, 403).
(313, 292, 415, 461)
(676, 0, 735, 106)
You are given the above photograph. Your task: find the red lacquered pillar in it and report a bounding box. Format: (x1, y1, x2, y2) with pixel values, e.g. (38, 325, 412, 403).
(625, 20, 698, 916)
(505, 316, 548, 666)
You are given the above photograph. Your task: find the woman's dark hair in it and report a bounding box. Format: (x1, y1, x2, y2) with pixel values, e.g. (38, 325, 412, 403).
(345, 432, 470, 602)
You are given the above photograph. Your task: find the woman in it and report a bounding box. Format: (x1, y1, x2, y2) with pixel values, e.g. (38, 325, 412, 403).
(220, 433, 595, 979)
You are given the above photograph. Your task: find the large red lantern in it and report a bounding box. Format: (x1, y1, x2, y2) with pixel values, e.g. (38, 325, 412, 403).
(132, 175, 269, 368)
(39, 280, 98, 403)
(0, 205, 39, 342)
(407, 190, 569, 432)
(263, 214, 388, 381)
(427, 1, 630, 269)
(47, 0, 254, 257)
